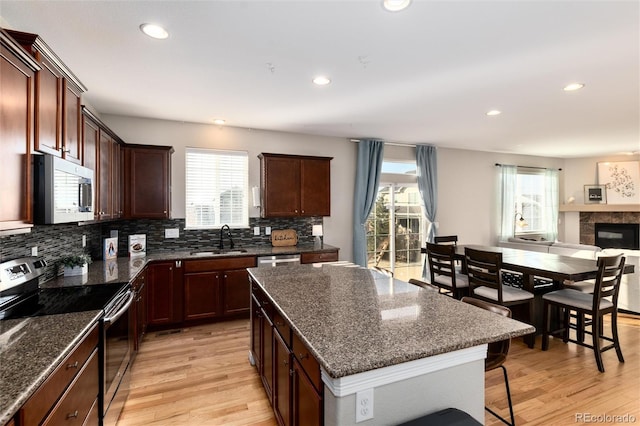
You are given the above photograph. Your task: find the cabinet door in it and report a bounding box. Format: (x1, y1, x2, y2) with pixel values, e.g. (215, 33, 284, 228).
(0, 41, 35, 230)
(261, 310, 274, 403)
(300, 158, 330, 216)
(97, 131, 113, 220)
(33, 55, 62, 156)
(223, 269, 251, 315)
(62, 81, 82, 164)
(124, 146, 171, 219)
(111, 141, 122, 219)
(81, 115, 99, 220)
(292, 359, 322, 426)
(184, 271, 220, 320)
(274, 330, 292, 426)
(250, 294, 262, 369)
(147, 262, 176, 326)
(262, 155, 300, 217)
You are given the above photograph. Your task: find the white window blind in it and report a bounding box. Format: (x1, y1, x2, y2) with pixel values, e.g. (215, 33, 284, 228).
(185, 148, 248, 229)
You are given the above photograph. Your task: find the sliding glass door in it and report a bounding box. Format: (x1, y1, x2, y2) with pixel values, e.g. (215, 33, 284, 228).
(366, 184, 424, 282)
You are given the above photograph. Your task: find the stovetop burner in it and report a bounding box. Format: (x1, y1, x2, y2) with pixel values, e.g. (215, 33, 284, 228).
(0, 284, 127, 320)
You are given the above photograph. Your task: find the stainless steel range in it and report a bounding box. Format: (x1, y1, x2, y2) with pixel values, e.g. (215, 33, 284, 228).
(0, 256, 133, 426)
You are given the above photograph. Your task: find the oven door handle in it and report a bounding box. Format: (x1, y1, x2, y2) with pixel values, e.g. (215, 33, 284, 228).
(103, 290, 134, 324)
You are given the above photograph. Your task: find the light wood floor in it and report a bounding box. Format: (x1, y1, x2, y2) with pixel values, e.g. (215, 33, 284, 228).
(118, 314, 640, 426)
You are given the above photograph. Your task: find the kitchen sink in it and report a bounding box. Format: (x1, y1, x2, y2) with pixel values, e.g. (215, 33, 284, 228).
(190, 249, 248, 256)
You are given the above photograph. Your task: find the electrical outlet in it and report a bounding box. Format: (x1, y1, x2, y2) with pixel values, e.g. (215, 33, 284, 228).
(355, 388, 374, 422)
(165, 228, 180, 238)
(31, 246, 38, 256)
(265, 226, 271, 235)
(253, 226, 260, 236)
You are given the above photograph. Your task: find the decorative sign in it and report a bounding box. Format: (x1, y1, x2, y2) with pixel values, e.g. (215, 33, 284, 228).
(598, 161, 640, 204)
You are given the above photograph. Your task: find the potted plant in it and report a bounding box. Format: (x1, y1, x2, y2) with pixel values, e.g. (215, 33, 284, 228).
(60, 253, 92, 276)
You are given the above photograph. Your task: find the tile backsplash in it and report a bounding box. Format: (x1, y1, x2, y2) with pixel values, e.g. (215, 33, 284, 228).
(0, 217, 322, 281)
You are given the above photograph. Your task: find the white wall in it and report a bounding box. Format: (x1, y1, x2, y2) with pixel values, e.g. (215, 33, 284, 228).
(101, 113, 637, 260)
(102, 115, 357, 261)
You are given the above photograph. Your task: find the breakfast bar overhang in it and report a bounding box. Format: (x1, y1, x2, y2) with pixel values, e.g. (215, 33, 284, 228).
(248, 263, 534, 425)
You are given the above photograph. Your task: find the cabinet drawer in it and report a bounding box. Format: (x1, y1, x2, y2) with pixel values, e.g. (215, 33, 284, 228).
(300, 251, 338, 264)
(42, 349, 99, 426)
(21, 323, 99, 426)
(184, 256, 256, 273)
(292, 333, 321, 392)
(273, 310, 291, 347)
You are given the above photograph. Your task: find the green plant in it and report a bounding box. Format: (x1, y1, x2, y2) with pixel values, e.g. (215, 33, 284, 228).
(59, 253, 92, 268)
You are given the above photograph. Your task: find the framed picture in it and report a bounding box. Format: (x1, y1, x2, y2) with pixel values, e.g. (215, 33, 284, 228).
(597, 161, 640, 204)
(584, 185, 607, 204)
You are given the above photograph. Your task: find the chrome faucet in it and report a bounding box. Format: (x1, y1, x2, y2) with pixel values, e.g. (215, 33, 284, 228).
(219, 224, 235, 250)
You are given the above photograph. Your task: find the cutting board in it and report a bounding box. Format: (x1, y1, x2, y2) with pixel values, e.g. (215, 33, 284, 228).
(271, 229, 298, 246)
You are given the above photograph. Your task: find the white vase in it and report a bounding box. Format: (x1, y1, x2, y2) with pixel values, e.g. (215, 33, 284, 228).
(64, 264, 88, 276)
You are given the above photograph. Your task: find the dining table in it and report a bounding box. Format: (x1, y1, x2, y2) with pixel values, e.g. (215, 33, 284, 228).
(451, 244, 635, 343)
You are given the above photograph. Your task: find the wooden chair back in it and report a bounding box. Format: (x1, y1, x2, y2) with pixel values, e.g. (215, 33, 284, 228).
(465, 247, 505, 303)
(593, 254, 625, 311)
(434, 235, 458, 245)
(427, 242, 457, 284)
(461, 297, 511, 370)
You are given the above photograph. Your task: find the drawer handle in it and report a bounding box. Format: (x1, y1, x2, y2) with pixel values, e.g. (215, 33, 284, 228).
(67, 361, 79, 369)
(275, 321, 284, 326)
(298, 353, 309, 360)
(67, 410, 79, 419)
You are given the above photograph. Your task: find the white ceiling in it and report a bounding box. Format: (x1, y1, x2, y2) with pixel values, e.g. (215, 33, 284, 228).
(1, 1, 638, 158)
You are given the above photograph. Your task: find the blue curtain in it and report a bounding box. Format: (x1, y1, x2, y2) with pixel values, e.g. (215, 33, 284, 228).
(498, 165, 517, 241)
(416, 145, 437, 244)
(353, 140, 384, 266)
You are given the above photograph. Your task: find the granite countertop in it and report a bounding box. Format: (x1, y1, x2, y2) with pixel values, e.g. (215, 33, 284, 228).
(0, 242, 339, 423)
(248, 264, 535, 379)
(0, 311, 102, 425)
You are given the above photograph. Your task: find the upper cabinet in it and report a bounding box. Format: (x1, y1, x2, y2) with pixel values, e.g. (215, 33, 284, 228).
(0, 29, 40, 232)
(259, 153, 332, 218)
(123, 144, 173, 219)
(6, 30, 87, 165)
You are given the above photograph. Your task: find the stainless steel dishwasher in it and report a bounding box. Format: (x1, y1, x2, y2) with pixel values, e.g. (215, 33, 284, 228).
(256, 254, 301, 267)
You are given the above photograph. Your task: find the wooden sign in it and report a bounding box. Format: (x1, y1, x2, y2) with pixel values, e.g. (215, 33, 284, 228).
(271, 229, 298, 246)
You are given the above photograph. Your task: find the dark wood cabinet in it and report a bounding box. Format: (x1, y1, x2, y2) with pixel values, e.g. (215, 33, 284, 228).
(98, 130, 114, 220)
(300, 249, 339, 264)
(0, 30, 39, 232)
(123, 144, 173, 219)
(18, 323, 99, 426)
(259, 153, 332, 218)
(132, 270, 147, 352)
(6, 30, 86, 164)
(250, 277, 323, 426)
(292, 358, 322, 426)
(183, 271, 220, 320)
(147, 261, 181, 326)
(223, 269, 251, 315)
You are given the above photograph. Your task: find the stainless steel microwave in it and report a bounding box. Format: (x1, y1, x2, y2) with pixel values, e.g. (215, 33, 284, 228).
(34, 154, 94, 224)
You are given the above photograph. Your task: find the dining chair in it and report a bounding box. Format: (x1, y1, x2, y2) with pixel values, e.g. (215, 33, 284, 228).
(461, 297, 515, 426)
(541, 254, 626, 373)
(427, 242, 469, 299)
(434, 235, 458, 245)
(465, 247, 535, 348)
(408, 278, 439, 291)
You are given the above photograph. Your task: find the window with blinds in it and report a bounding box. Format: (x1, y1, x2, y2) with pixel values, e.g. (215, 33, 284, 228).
(185, 148, 249, 229)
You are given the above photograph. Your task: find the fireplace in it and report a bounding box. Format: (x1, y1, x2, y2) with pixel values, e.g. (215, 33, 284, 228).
(595, 223, 640, 250)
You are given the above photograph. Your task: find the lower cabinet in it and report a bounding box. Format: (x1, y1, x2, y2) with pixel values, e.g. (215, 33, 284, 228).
(250, 278, 323, 426)
(131, 270, 147, 352)
(147, 256, 256, 328)
(18, 323, 100, 426)
(300, 249, 339, 264)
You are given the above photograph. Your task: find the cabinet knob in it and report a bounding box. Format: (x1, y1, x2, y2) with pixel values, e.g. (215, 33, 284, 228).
(67, 410, 79, 419)
(163, 210, 167, 214)
(66, 361, 79, 369)
(283, 359, 288, 366)
(299, 353, 309, 360)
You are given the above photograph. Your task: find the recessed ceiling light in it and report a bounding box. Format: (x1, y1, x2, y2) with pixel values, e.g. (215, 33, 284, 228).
(140, 23, 169, 40)
(383, 0, 412, 12)
(313, 76, 331, 86)
(213, 119, 226, 125)
(486, 110, 501, 116)
(563, 83, 585, 91)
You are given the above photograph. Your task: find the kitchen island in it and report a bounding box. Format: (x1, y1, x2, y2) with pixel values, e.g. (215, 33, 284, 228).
(248, 263, 535, 425)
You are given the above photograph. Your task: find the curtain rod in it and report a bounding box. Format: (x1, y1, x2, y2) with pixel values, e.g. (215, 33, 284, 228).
(495, 163, 562, 171)
(349, 139, 422, 148)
